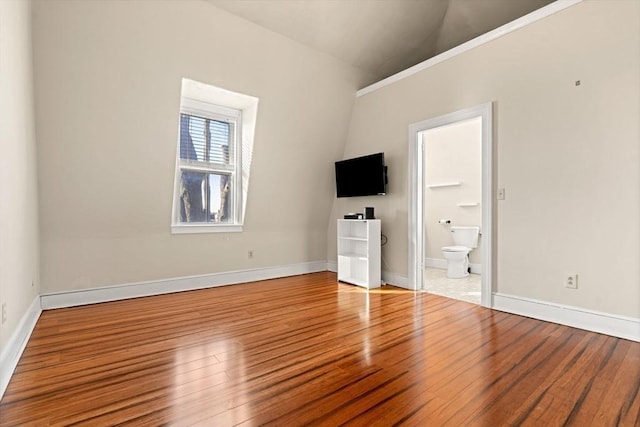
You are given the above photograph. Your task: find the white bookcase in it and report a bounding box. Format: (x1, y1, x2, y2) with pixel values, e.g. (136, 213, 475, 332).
(337, 219, 381, 289)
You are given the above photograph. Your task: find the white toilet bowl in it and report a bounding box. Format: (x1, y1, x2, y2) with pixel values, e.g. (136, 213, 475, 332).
(442, 246, 470, 278)
(441, 226, 480, 279)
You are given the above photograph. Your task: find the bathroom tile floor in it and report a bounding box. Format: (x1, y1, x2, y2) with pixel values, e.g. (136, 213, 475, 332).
(423, 267, 481, 305)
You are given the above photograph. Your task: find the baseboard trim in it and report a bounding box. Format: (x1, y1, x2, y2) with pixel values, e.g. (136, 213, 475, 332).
(41, 261, 328, 310)
(425, 258, 447, 270)
(425, 258, 482, 274)
(0, 296, 42, 399)
(382, 271, 409, 289)
(492, 293, 640, 342)
(469, 263, 481, 275)
(327, 260, 337, 273)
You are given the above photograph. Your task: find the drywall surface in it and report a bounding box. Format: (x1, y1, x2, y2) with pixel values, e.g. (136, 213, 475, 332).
(329, 0, 640, 318)
(0, 0, 41, 350)
(424, 118, 482, 265)
(33, 0, 364, 292)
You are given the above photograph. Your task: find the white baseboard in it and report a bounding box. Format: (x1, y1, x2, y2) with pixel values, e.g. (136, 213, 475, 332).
(425, 257, 482, 274)
(492, 293, 640, 342)
(41, 261, 328, 310)
(1, 296, 42, 400)
(327, 260, 337, 273)
(425, 258, 448, 270)
(382, 271, 409, 289)
(470, 263, 481, 275)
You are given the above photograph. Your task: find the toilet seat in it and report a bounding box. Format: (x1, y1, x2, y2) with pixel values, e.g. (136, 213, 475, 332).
(442, 245, 470, 252)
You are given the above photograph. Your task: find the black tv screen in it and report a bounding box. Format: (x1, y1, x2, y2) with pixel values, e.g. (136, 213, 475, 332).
(335, 153, 387, 198)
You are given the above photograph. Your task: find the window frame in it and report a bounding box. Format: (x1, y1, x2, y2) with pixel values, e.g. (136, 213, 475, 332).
(171, 97, 244, 234)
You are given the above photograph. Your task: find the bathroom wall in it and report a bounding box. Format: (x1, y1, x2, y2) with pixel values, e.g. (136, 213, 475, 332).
(424, 117, 482, 267)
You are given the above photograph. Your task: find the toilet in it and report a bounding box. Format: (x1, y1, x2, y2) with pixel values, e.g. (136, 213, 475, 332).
(441, 226, 480, 278)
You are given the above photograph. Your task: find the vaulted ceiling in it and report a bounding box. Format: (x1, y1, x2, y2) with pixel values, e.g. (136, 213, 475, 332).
(208, 0, 555, 85)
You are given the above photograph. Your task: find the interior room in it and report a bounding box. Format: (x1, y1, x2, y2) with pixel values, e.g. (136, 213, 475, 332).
(1, 0, 639, 424)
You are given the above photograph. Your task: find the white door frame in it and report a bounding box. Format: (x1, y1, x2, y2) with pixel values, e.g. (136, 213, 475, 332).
(408, 102, 493, 307)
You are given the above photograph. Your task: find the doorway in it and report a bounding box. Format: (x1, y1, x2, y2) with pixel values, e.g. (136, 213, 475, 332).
(422, 117, 482, 304)
(408, 103, 493, 307)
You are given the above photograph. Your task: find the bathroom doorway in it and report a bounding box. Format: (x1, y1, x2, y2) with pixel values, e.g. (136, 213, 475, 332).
(422, 117, 482, 304)
(407, 103, 493, 307)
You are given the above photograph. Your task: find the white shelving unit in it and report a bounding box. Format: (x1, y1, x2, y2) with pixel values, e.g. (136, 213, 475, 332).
(337, 219, 381, 289)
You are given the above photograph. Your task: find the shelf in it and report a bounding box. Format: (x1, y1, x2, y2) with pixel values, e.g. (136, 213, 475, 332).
(427, 181, 462, 189)
(337, 219, 380, 289)
(457, 202, 480, 207)
(338, 253, 368, 261)
(338, 236, 368, 242)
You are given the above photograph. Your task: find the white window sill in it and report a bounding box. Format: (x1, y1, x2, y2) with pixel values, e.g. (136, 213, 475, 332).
(171, 224, 243, 234)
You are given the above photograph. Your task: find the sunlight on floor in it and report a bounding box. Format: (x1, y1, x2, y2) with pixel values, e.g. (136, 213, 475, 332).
(424, 267, 481, 305)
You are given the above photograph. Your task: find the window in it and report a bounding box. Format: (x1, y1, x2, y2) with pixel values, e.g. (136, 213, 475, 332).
(172, 79, 258, 234)
(177, 101, 240, 225)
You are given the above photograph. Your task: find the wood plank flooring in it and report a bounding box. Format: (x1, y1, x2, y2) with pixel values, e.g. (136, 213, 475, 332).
(1, 271, 639, 426)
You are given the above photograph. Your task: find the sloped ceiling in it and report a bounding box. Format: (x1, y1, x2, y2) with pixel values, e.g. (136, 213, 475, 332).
(207, 0, 554, 85)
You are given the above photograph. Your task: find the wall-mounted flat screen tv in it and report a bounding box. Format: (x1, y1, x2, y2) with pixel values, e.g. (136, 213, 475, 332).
(335, 152, 387, 198)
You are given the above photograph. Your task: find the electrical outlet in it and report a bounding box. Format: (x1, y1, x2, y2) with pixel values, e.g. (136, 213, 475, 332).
(497, 188, 506, 200)
(248, 250, 254, 259)
(565, 274, 578, 289)
(1, 302, 6, 325)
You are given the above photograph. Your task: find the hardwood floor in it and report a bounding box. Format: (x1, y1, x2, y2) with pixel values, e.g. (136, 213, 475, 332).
(1, 271, 639, 426)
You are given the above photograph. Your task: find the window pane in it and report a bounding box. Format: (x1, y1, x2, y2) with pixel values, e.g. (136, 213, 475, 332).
(209, 120, 233, 164)
(178, 170, 233, 224)
(180, 114, 233, 165)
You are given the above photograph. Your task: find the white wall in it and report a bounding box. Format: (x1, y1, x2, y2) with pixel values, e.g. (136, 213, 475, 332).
(0, 0, 40, 351)
(32, 0, 365, 293)
(329, 0, 640, 319)
(424, 117, 482, 265)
